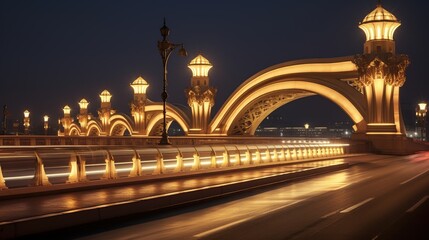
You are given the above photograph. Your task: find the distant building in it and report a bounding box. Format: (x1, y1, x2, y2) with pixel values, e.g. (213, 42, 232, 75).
(255, 121, 353, 138)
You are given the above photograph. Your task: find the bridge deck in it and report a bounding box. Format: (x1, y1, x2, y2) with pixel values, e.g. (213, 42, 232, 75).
(0, 154, 371, 239)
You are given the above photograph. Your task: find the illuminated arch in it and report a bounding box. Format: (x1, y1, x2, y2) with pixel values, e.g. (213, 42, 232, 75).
(86, 120, 102, 136)
(69, 124, 81, 136)
(109, 114, 133, 136)
(145, 104, 190, 136)
(210, 56, 368, 135)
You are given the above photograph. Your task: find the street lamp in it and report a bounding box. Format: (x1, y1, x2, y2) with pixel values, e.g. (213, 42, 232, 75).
(43, 115, 49, 135)
(23, 110, 30, 135)
(415, 101, 427, 141)
(157, 19, 187, 145)
(304, 123, 310, 139)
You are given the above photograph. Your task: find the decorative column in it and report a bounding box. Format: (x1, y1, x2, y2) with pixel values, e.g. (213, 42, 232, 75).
(415, 102, 427, 141)
(23, 110, 30, 135)
(43, 115, 49, 135)
(186, 54, 217, 134)
(78, 98, 89, 135)
(98, 90, 115, 135)
(130, 76, 149, 135)
(353, 3, 409, 135)
(60, 105, 72, 136)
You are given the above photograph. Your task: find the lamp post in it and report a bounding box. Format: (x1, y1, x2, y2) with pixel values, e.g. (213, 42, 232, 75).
(157, 19, 187, 145)
(23, 110, 30, 135)
(43, 115, 49, 135)
(304, 123, 309, 139)
(416, 102, 427, 141)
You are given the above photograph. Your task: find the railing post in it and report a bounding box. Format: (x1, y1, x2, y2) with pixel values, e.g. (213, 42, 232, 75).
(129, 149, 143, 177)
(153, 150, 165, 175)
(255, 147, 261, 164)
(291, 148, 297, 160)
(33, 151, 51, 186)
(264, 146, 271, 162)
(234, 145, 241, 166)
(0, 163, 7, 190)
(191, 147, 200, 171)
(302, 148, 307, 159)
(174, 148, 184, 173)
(67, 153, 80, 183)
(221, 148, 229, 168)
(279, 146, 285, 161)
(102, 150, 117, 179)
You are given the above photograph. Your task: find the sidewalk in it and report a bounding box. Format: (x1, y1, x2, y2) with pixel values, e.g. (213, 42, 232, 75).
(0, 155, 367, 239)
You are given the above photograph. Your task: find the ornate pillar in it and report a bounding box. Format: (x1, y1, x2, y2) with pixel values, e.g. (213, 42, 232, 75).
(60, 105, 72, 136)
(78, 98, 89, 135)
(98, 90, 115, 135)
(353, 3, 409, 135)
(186, 54, 217, 134)
(130, 76, 149, 135)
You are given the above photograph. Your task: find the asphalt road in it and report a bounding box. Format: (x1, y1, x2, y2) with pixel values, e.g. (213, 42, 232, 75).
(42, 152, 429, 240)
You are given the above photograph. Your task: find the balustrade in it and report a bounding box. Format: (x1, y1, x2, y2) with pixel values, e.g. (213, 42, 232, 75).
(0, 142, 349, 190)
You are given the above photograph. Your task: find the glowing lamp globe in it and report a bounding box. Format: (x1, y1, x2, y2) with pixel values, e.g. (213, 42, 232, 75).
(188, 54, 212, 77)
(78, 98, 89, 109)
(23, 110, 30, 118)
(63, 105, 71, 115)
(131, 76, 149, 95)
(100, 90, 112, 103)
(359, 4, 400, 41)
(418, 102, 427, 112)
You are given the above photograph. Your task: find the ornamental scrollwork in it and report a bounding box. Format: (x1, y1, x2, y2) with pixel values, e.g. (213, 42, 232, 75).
(353, 53, 410, 88)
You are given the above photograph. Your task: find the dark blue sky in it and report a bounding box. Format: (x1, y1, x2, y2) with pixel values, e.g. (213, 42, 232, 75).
(1, 0, 428, 129)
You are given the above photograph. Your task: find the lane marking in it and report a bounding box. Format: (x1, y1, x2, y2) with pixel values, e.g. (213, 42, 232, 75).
(194, 200, 301, 238)
(401, 169, 429, 185)
(407, 195, 429, 213)
(321, 210, 339, 219)
(340, 198, 374, 213)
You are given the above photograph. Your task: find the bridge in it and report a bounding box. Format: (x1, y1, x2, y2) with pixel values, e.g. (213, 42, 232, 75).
(0, 4, 429, 239)
(1, 2, 428, 191)
(43, 4, 424, 154)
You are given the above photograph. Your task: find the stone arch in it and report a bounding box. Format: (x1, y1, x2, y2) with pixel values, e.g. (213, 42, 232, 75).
(69, 124, 81, 136)
(210, 57, 368, 135)
(109, 115, 133, 136)
(86, 120, 102, 136)
(145, 104, 190, 136)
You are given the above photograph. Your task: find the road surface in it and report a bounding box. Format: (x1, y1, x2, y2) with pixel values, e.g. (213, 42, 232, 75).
(35, 152, 429, 239)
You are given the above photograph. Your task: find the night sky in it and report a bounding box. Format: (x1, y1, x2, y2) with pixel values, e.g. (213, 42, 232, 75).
(1, 0, 428, 131)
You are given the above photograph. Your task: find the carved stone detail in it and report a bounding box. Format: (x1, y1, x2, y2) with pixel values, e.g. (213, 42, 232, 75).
(229, 94, 298, 135)
(353, 53, 410, 87)
(186, 85, 217, 107)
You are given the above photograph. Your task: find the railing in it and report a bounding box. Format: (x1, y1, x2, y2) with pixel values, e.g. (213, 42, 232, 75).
(0, 142, 349, 190)
(0, 135, 349, 146)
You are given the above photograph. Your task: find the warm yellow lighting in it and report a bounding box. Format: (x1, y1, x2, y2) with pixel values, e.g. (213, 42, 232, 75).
(131, 76, 149, 95)
(304, 123, 309, 129)
(213, 80, 365, 135)
(359, 5, 400, 41)
(188, 54, 213, 77)
(63, 105, 71, 115)
(43, 115, 49, 122)
(418, 102, 427, 111)
(100, 90, 112, 103)
(78, 98, 89, 109)
(23, 110, 30, 118)
(210, 60, 357, 133)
